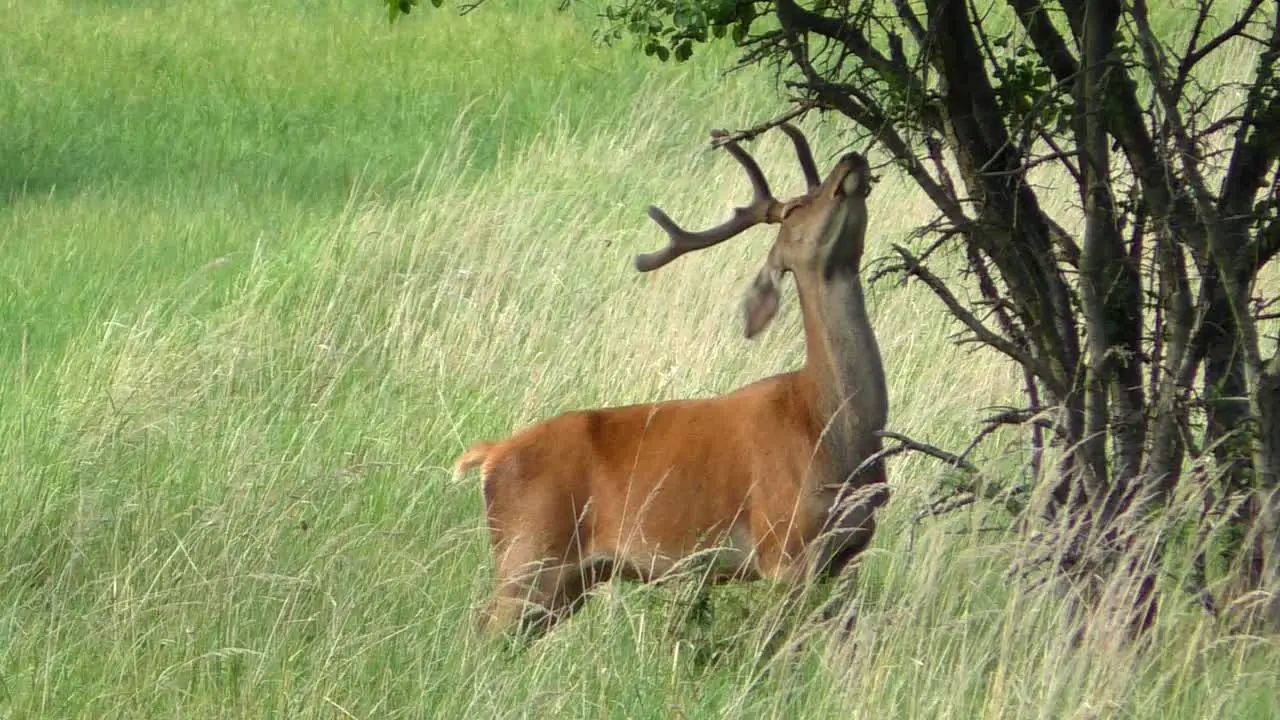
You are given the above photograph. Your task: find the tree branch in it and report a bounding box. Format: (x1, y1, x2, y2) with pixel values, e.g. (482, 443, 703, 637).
(1175, 0, 1269, 101)
(774, 0, 937, 128)
(708, 101, 818, 147)
(878, 430, 979, 473)
(1077, 0, 1147, 509)
(1052, 0, 1208, 259)
(1222, 11, 1280, 271)
(892, 243, 1061, 390)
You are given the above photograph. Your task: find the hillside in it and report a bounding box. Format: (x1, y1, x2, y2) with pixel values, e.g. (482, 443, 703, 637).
(1, 1, 1276, 717)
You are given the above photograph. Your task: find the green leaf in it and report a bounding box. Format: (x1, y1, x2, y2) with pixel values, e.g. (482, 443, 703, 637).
(388, 0, 414, 21)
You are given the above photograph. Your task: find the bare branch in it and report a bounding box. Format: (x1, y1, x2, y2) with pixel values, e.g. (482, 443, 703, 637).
(958, 405, 1056, 465)
(1175, 0, 1268, 100)
(708, 101, 817, 148)
(891, 0, 927, 50)
(878, 430, 979, 473)
(966, 240, 1031, 350)
(925, 136, 957, 200)
(1129, 0, 1266, 383)
(892, 243, 1060, 389)
(907, 493, 977, 552)
(915, 493, 976, 522)
(1007, 0, 1079, 84)
(774, 0, 937, 126)
(1255, 214, 1280, 271)
(786, 78, 967, 225)
(1223, 14, 1280, 271)
(1051, 0, 1207, 258)
(1172, 0, 1218, 101)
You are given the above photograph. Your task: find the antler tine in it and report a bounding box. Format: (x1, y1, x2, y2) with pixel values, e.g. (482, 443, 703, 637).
(635, 131, 782, 273)
(777, 122, 821, 192)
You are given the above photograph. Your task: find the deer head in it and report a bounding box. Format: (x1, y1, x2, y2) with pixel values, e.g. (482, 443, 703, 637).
(635, 123, 873, 338)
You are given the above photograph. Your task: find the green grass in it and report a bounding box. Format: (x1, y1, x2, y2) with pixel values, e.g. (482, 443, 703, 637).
(1, 0, 1277, 717)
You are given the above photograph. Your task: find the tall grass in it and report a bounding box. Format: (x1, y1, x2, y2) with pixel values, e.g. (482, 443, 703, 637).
(1, 0, 1276, 717)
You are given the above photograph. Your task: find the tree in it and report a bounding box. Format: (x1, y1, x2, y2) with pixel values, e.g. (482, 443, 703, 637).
(389, 0, 1280, 634)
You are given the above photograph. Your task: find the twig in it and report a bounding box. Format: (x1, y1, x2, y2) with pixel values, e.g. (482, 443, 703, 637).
(708, 102, 818, 148)
(1023, 370, 1046, 486)
(922, 494, 978, 519)
(867, 218, 966, 285)
(877, 430, 978, 473)
(965, 241, 1033, 357)
(907, 493, 976, 551)
(925, 136, 957, 199)
(840, 441, 913, 485)
(835, 429, 978, 500)
(957, 406, 1054, 465)
(892, 243, 1059, 389)
(1175, 0, 1267, 99)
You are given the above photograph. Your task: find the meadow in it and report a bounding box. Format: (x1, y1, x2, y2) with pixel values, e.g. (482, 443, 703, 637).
(2, 0, 1277, 717)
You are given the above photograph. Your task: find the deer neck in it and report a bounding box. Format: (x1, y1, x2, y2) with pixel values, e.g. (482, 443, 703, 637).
(794, 267, 888, 485)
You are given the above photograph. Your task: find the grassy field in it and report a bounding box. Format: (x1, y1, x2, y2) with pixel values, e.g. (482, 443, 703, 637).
(2, 0, 1277, 717)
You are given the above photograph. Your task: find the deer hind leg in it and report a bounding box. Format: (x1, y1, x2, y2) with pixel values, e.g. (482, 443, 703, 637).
(747, 567, 848, 668)
(479, 456, 606, 640)
(658, 551, 718, 649)
(483, 543, 609, 641)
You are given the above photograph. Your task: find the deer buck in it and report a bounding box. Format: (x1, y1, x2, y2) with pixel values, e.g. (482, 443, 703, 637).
(453, 123, 889, 640)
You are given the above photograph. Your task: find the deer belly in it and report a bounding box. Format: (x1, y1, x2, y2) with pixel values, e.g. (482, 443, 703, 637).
(705, 524, 762, 581)
(603, 523, 762, 583)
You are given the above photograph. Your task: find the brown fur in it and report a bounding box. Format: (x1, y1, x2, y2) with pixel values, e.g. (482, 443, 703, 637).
(454, 371, 887, 635)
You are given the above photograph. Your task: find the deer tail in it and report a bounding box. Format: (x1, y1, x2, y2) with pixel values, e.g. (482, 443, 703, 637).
(451, 441, 496, 484)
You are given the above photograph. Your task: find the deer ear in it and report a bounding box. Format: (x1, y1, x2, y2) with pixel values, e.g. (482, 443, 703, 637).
(742, 264, 783, 339)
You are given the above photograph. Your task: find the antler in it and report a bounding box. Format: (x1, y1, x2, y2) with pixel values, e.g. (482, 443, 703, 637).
(635, 130, 784, 273)
(635, 124, 824, 272)
(776, 123, 821, 192)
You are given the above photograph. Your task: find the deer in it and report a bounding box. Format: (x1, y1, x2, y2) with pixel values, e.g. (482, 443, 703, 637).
(452, 123, 890, 642)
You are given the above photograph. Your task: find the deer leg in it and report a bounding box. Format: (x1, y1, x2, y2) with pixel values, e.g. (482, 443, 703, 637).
(482, 557, 556, 639)
(660, 550, 718, 641)
(815, 502, 879, 635)
(484, 549, 606, 643)
(750, 537, 826, 666)
(810, 483, 886, 633)
(750, 513, 876, 663)
(815, 564, 861, 636)
(746, 575, 822, 675)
